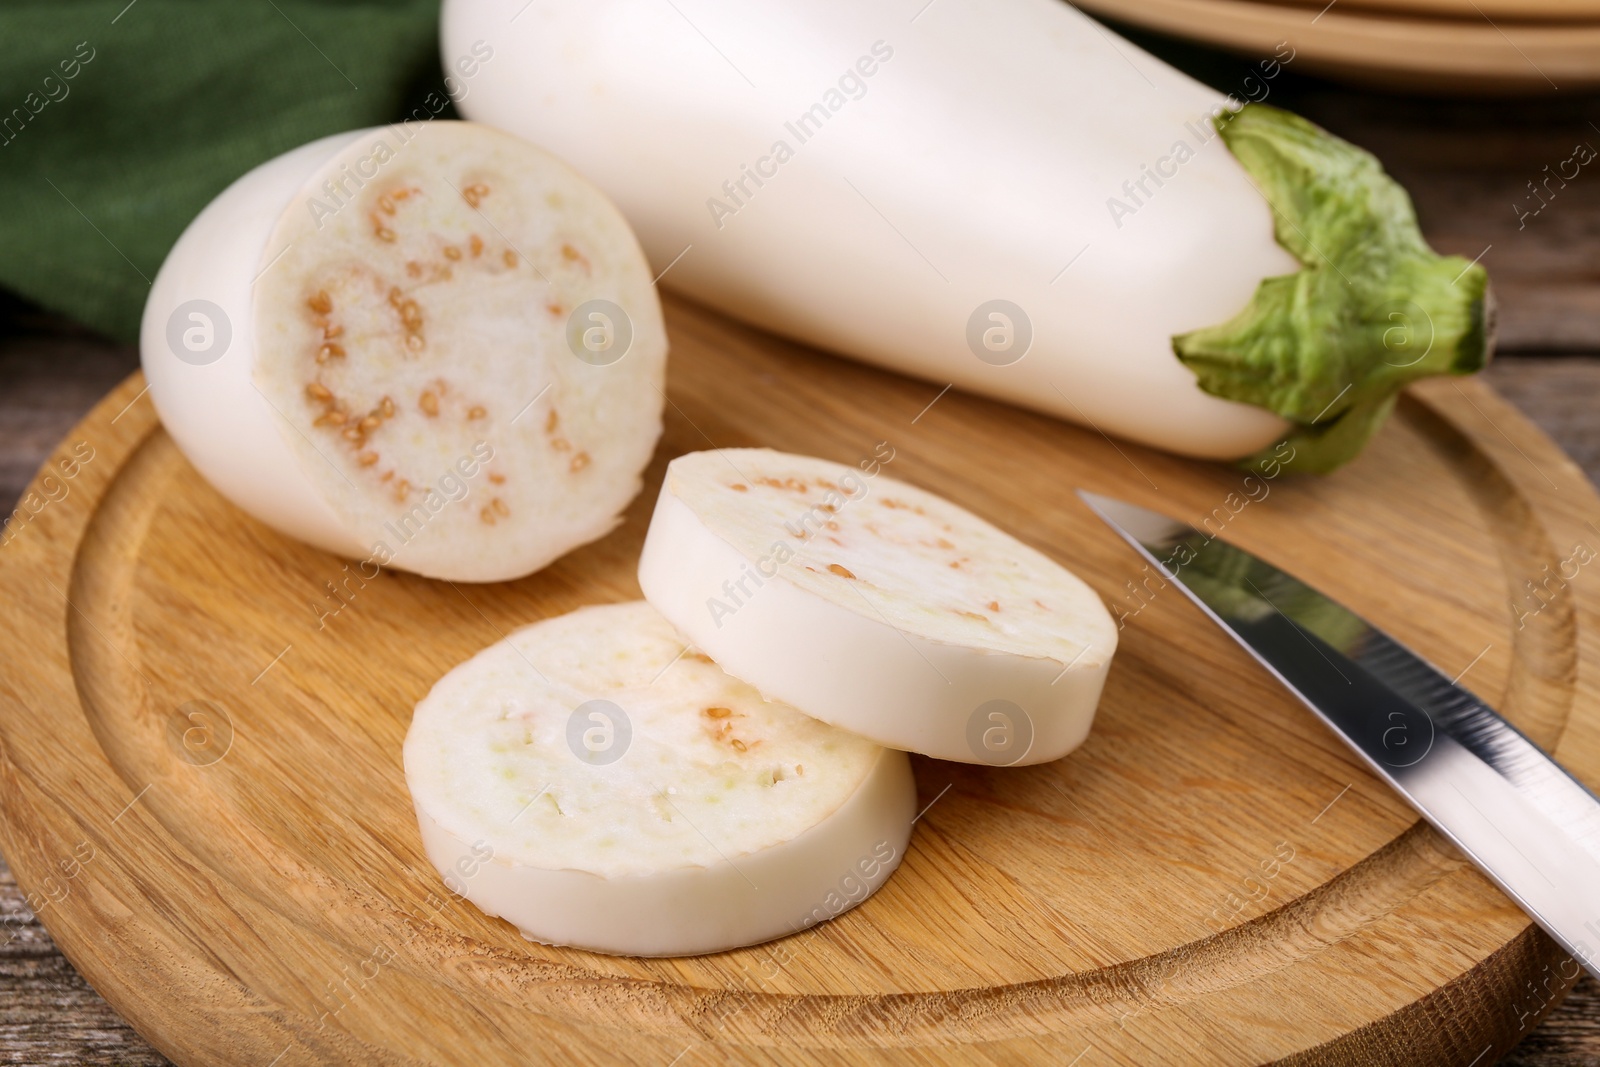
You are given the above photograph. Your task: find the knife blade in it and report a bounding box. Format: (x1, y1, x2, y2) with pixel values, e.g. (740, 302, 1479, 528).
(1079, 490, 1600, 983)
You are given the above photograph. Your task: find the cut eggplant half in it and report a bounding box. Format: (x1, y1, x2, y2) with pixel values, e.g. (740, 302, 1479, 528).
(404, 601, 916, 957)
(638, 449, 1118, 766)
(140, 120, 666, 581)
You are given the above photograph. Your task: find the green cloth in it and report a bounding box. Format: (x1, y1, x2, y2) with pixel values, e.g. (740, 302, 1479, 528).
(0, 0, 444, 342)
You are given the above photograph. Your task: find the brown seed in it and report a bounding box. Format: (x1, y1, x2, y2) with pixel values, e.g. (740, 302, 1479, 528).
(375, 226, 396, 243)
(492, 497, 509, 517)
(570, 451, 591, 473)
(305, 382, 332, 401)
(545, 301, 563, 317)
(323, 323, 344, 340)
(731, 739, 747, 753)
(467, 405, 486, 421)
(405, 333, 425, 351)
(359, 415, 380, 433)
(479, 506, 496, 525)
(463, 183, 489, 208)
(828, 564, 856, 579)
(488, 472, 505, 485)
(307, 290, 333, 315)
(379, 195, 397, 216)
(358, 451, 379, 467)
(316, 342, 345, 363)
(561, 243, 580, 261)
(470, 235, 484, 256)
(313, 411, 344, 427)
(380, 470, 394, 482)
(988, 600, 1000, 612)
(393, 188, 412, 201)
(419, 391, 439, 416)
(388, 287, 404, 307)
(342, 426, 363, 442)
(379, 396, 395, 418)
(399, 300, 422, 327)
(731, 483, 748, 492)
(545, 409, 560, 433)
(796, 764, 805, 776)
(705, 707, 732, 719)
(504, 250, 518, 268)
(443, 245, 461, 261)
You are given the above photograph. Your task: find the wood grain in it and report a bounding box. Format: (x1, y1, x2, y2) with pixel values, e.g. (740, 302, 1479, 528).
(1, 296, 1599, 1065)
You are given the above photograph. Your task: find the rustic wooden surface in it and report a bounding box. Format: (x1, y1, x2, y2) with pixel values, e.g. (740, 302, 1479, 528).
(0, 285, 1598, 1065)
(4, 61, 1600, 1067)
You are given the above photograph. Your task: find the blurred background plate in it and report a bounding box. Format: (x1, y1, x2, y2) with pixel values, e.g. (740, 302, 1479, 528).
(1271, 0, 1600, 19)
(1074, 0, 1600, 92)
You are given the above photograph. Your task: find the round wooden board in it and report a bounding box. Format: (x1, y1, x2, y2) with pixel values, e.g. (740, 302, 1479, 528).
(2, 296, 1598, 1066)
(1077, 0, 1600, 93)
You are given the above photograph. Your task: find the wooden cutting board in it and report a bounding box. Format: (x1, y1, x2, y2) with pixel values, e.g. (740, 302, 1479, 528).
(1, 296, 1597, 1066)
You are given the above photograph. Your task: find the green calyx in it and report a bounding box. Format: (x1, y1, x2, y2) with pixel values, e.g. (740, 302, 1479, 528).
(1172, 104, 1493, 475)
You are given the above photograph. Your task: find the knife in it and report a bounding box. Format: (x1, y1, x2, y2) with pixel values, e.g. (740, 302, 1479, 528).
(1079, 490, 1600, 983)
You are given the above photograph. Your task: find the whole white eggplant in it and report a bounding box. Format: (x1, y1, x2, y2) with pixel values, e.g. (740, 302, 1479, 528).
(444, 0, 1489, 471)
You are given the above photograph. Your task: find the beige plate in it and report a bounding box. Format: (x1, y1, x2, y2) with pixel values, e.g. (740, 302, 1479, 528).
(1076, 0, 1600, 92)
(1272, 0, 1600, 21)
(0, 297, 1597, 1065)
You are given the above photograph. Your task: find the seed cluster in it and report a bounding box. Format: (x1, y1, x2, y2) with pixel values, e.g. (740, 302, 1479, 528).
(307, 289, 346, 364)
(479, 495, 511, 526)
(370, 186, 419, 244)
(386, 285, 426, 352)
(543, 408, 591, 474)
(292, 174, 613, 532)
(701, 705, 756, 753)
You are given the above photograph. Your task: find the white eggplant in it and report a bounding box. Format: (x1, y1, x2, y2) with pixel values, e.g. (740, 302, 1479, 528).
(638, 449, 1118, 765)
(404, 601, 915, 956)
(140, 120, 666, 581)
(444, 0, 1489, 472)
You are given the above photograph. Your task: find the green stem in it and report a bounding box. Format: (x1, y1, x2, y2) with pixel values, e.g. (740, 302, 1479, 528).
(1172, 104, 1493, 475)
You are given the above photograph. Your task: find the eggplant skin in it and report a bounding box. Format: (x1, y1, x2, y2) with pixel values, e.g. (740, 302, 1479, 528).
(443, 0, 1299, 462)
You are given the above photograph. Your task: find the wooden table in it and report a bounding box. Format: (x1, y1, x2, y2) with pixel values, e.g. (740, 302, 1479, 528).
(3, 69, 1600, 1065)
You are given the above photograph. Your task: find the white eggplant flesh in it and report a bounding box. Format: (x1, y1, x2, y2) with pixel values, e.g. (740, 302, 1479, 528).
(140, 120, 666, 581)
(638, 450, 1118, 766)
(404, 601, 916, 956)
(444, 0, 1300, 460)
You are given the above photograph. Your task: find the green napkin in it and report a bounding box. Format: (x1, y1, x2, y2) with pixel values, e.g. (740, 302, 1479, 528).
(0, 0, 445, 342)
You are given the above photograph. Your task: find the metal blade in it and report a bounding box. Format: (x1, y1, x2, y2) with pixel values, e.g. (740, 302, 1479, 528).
(1080, 490, 1600, 981)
